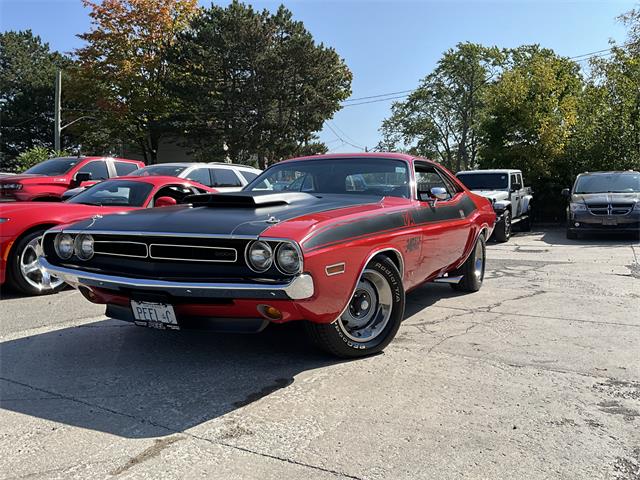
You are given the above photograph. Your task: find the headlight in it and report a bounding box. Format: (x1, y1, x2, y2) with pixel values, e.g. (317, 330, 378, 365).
(1, 183, 23, 190)
(276, 242, 302, 274)
(569, 203, 587, 212)
(54, 233, 75, 259)
(74, 234, 94, 260)
(247, 241, 273, 272)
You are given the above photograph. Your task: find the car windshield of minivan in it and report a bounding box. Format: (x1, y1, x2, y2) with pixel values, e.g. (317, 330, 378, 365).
(245, 158, 410, 198)
(457, 173, 508, 190)
(574, 173, 640, 194)
(23, 157, 80, 175)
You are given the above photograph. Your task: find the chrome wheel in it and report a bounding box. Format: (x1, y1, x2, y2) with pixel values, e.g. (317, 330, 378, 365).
(19, 236, 64, 292)
(337, 269, 393, 343)
(504, 212, 512, 238)
(474, 238, 485, 281)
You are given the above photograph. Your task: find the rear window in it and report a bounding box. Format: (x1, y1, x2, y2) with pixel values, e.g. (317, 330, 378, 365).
(211, 168, 242, 187)
(131, 165, 188, 177)
(239, 170, 259, 183)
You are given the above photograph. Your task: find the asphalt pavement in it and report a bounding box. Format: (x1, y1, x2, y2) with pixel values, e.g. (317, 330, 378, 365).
(1, 228, 639, 479)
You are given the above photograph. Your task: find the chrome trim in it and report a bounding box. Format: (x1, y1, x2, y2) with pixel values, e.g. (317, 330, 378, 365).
(93, 241, 149, 259)
(244, 240, 274, 273)
(433, 275, 463, 284)
(149, 243, 238, 263)
(39, 258, 314, 300)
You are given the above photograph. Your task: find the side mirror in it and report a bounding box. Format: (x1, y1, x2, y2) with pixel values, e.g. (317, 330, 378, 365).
(154, 196, 177, 208)
(73, 172, 92, 185)
(511, 183, 522, 192)
(430, 187, 449, 200)
(561, 188, 571, 197)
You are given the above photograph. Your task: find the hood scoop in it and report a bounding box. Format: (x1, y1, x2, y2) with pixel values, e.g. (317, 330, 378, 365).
(186, 191, 317, 208)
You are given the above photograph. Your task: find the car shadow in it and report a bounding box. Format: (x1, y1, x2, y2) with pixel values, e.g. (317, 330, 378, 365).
(539, 227, 639, 247)
(404, 283, 466, 318)
(0, 320, 341, 439)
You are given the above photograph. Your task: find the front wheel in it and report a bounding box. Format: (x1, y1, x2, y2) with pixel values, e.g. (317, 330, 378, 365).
(493, 210, 511, 242)
(304, 256, 405, 358)
(450, 233, 486, 292)
(7, 230, 66, 295)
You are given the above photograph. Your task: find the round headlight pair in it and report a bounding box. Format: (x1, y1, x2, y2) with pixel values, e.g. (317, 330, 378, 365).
(246, 241, 301, 274)
(54, 233, 94, 260)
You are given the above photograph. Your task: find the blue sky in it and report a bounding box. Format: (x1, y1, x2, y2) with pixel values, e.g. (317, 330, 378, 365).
(1, 0, 635, 152)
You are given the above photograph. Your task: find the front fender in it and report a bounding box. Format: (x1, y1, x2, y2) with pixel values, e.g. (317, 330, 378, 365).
(521, 195, 533, 214)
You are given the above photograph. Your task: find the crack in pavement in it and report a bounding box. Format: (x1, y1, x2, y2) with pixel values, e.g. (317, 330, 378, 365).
(0, 376, 365, 480)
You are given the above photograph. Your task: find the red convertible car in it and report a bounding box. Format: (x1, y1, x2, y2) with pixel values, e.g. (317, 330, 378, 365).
(0, 176, 214, 295)
(40, 154, 495, 357)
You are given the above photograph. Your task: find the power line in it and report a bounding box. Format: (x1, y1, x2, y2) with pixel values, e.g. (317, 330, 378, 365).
(324, 121, 365, 150)
(342, 89, 415, 103)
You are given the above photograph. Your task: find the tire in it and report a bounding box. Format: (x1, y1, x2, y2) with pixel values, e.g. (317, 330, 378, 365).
(304, 256, 405, 358)
(520, 207, 532, 231)
(566, 229, 578, 240)
(6, 229, 66, 296)
(450, 233, 486, 293)
(493, 210, 511, 242)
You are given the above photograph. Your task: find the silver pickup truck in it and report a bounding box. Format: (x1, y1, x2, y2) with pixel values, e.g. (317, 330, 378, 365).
(456, 169, 533, 242)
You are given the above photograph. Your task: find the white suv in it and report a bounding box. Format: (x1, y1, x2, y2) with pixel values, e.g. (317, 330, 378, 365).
(130, 162, 262, 192)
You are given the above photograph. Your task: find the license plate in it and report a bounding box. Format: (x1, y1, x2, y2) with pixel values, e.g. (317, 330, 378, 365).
(603, 217, 617, 226)
(131, 300, 179, 330)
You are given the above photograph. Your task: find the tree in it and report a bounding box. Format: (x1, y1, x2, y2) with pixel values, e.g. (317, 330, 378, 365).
(479, 46, 582, 181)
(0, 31, 71, 171)
(619, 7, 640, 54)
(13, 147, 70, 173)
(169, 1, 351, 167)
(72, 0, 199, 164)
(377, 43, 503, 171)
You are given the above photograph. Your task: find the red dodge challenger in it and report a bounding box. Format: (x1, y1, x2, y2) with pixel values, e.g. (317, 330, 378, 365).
(40, 154, 495, 357)
(0, 176, 214, 295)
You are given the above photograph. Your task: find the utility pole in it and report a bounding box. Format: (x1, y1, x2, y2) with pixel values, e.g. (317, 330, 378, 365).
(54, 70, 61, 151)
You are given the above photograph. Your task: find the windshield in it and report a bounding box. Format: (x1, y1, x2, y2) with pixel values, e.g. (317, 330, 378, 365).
(130, 165, 188, 177)
(245, 158, 410, 198)
(456, 173, 508, 190)
(574, 173, 640, 194)
(68, 180, 154, 207)
(23, 157, 80, 176)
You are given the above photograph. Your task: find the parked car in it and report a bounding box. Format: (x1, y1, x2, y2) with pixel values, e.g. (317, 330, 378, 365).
(456, 169, 533, 242)
(0, 176, 214, 295)
(130, 162, 262, 192)
(0, 156, 144, 202)
(39, 153, 495, 357)
(562, 171, 640, 239)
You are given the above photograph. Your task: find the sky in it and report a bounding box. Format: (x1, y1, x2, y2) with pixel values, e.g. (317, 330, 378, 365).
(0, 0, 636, 153)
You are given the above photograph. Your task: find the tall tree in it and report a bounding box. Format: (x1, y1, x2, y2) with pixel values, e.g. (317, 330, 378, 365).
(619, 7, 640, 54)
(169, 1, 351, 167)
(0, 31, 71, 171)
(377, 43, 503, 171)
(479, 46, 582, 182)
(72, 0, 198, 163)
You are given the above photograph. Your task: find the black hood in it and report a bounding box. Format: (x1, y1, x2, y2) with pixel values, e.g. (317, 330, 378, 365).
(571, 192, 640, 204)
(64, 192, 382, 237)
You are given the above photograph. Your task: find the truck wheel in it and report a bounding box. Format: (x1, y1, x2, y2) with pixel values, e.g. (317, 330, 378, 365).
(304, 256, 405, 358)
(493, 210, 511, 242)
(7, 230, 66, 296)
(450, 233, 486, 292)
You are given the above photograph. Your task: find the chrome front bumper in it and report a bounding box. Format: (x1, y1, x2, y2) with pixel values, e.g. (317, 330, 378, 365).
(39, 258, 315, 300)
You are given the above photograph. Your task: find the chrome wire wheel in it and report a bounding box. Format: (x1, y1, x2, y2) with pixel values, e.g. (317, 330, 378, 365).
(337, 269, 393, 343)
(19, 236, 64, 292)
(473, 238, 485, 281)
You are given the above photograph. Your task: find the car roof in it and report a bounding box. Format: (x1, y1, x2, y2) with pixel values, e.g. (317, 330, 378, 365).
(577, 171, 639, 176)
(100, 175, 208, 187)
(136, 162, 202, 168)
(457, 169, 521, 174)
(279, 152, 418, 165)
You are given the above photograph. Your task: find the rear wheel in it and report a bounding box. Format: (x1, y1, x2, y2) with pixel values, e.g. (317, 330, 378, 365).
(304, 256, 405, 358)
(450, 233, 486, 292)
(493, 210, 511, 242)
(7, 230, 65, 295)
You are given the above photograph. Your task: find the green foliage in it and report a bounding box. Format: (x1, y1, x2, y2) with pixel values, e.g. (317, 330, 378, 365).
(378, 42, 503, 171)
(12, 147, 70, 173)
(168, 1, 350, 167)
(0, 30, 71, 170)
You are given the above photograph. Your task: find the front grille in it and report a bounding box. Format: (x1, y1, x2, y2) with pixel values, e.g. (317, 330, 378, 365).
(587, 203, 634, 216)
(148, 244, 237, 263)
(94, 241, 148, 258)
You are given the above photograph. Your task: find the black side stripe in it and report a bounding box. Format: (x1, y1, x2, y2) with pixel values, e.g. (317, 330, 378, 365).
(304, 195, 476, 250)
